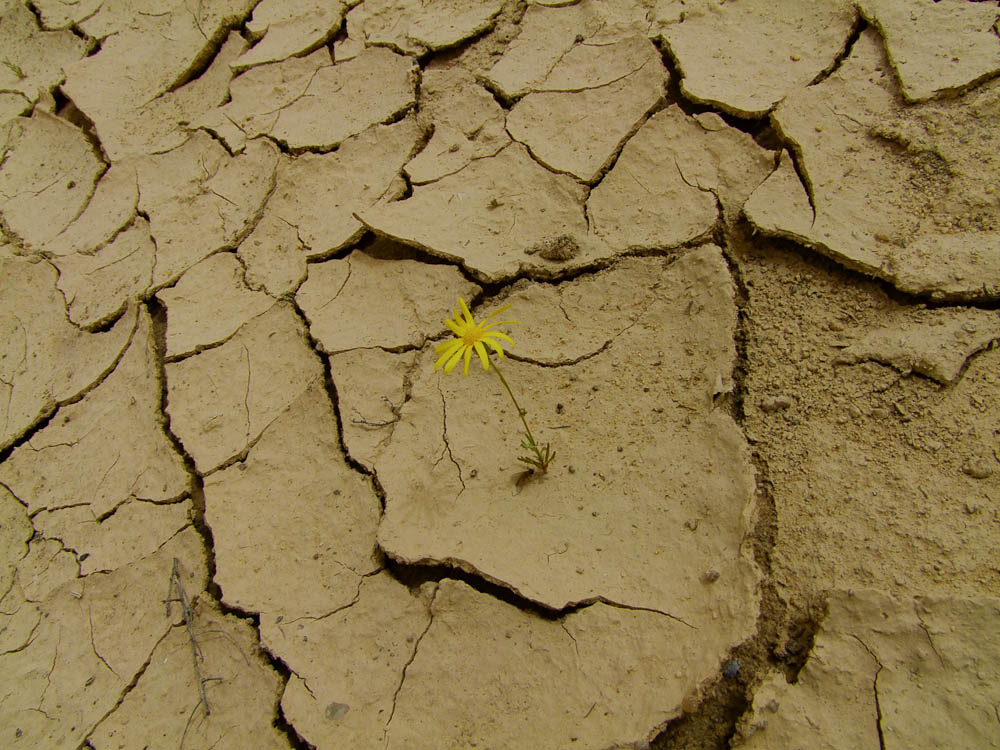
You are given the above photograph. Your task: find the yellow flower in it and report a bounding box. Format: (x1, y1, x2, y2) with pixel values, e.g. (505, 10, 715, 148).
(434, 298, 519, 376)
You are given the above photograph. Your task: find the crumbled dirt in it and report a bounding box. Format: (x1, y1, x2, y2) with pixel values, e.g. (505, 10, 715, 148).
(1, 1, 999, 748)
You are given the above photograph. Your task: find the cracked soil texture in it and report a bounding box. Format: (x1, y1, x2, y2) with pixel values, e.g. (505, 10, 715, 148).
(0, 0, 998, 748)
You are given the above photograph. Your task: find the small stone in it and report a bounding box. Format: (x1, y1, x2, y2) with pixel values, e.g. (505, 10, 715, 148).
(523, 234, 580, 262)
(962, 456, 993, 479)
(760, 395, 793, 413)
(702, 570, 720, 584)
(325, 702, 350, 721)
(723, 659, 741, 678)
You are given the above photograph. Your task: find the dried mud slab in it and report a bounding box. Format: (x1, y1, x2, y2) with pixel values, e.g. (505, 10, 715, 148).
(0, 258, 135, 451)
(0, 92, 29, 129)
(588, 106, 773, 251)
(60, 0, 255, 143)
(219, 47, 415, 152)
(0, 308, 190, 518)
(389, 579, 723, 749)
(330, 348, 418, 470)
(746, 29, 1000, 300)
(376, 247, 760, 627)
(858, 0, 1000, 102)
(36, 0, 246, 39)
(90, 599, 290, 750)
(297, 249, 480, 352)
(233, 0, 345, 72)
(735, 590, 1000, 749)
(204, 381, 381, 619)
(268, 573, 735, 749)
(92, 31, 247, 160)
(506, 34, 667, 183)
(405, 66, 510, 184)
(0, 111, 105, 250)
(53, 219, 156, 329)
(261, 571, 432, 750)
(359, 143, 602, 282)
(238, 118, 419, 293)
(136, 133, 278, 288)
(42, 162, 139, 259)
(32, 499, 192, 576)
(655, 0, 857, 117)
(742, 243, 1000, 598)
(0, 484, 31, 581)
(483, 0, 657, 100)
(0, 527, 206, 750)
(0, 1, 86, 112)
(238, 116, 420, 296)
(834, 309, 1000, 385)
(236, 213, 309, 296)
(157, 252, 273, 359)
(344, 0, 503, 56)
(165, 302, 325, 474)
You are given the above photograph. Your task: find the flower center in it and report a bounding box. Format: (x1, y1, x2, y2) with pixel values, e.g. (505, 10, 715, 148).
(462, 325, 483, 346)
(461, 326, 483, 347)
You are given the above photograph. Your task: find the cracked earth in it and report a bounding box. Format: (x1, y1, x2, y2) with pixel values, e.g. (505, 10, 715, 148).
(0, 0, 998, 748)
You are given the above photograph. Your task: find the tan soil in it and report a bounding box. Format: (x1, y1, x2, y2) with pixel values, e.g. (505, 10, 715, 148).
(1, 1, 998, 748)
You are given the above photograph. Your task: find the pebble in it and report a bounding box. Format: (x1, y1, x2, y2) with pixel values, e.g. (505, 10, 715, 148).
(760, 395, 793, 413)
(962, 456, 993, 479)
(723, 659, 740, 678)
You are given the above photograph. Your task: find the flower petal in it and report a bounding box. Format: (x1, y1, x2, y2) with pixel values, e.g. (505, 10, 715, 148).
(444, 318, 464, 337)
(462, 346, 472, 376)
(473, 341, 489, 370)
(443, 343, 465, 373)
(435, 340, 462, 370)
(482, 304, 511, 321)
(482, 318, 520, 331)
(459, 297, 476, 326)
(435, 338, 459, 355)
(484, 330, 515, 346)
(484, 337, 505, 359)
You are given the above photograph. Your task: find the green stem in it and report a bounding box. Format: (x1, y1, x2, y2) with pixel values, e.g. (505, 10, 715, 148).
(491, 361, 536, 448)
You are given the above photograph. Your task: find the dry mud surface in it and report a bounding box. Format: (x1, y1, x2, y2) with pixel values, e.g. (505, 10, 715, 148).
(1, 1, 999, 748)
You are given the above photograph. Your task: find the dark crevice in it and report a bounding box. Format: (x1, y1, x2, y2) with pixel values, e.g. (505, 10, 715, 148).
(147, 297, 222, 606)
(163, 2, 263, 95)
(850, 636, 887, 750)
(0, 308, 138, 465)
(586, 93, 669, 189)
(383, 587, 436, 737)
(53, 91, 111, 168)
(385, 553, 692, 629)
(747, 218, 1000, 310)
(477, 73, 516, 110)
(654, 35, 773, 123)
(809, 12, 867, 87)
(769, 131, 818, 225)
(236, 13, 345, 75)
(658, 37, 775, 144)
(148, 294, 312, 748)
(288, 294, 389, 514)
(385, 556, 565, 621)
(81, 626, 174, 745)
(23, 0, 45, 28)
(273, 698, 315, 750)
(653, 227, 787, 749)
